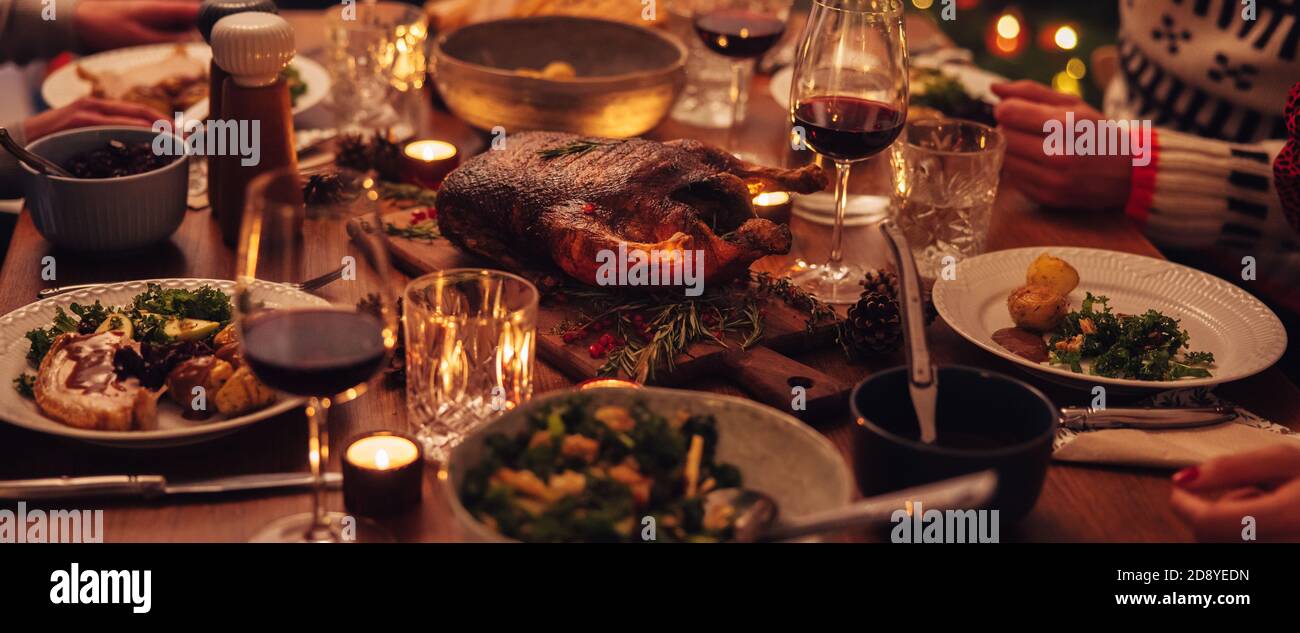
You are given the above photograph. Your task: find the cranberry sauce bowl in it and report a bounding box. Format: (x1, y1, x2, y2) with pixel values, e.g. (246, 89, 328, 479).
(20, 126, 189, 253)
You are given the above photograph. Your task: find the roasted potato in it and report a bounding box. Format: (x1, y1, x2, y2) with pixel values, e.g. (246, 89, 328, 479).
(213, 322, 239, 347)
(214, 365, 276, 415)
(1025, 253, 1080, 297)
(1007, 284, 1069, 332)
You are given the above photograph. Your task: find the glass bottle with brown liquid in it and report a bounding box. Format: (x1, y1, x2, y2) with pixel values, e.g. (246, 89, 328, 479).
(197, 0, 279, 224)
(210, 11, 300, 246)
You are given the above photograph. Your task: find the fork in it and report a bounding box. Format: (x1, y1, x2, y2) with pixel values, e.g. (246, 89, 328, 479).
(36, 266, 348, 300)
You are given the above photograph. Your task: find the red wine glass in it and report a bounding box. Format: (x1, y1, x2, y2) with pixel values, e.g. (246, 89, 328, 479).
(789, 0, 908, 303)
(693, 0, 793, 156)
(236, 167, 400, 543)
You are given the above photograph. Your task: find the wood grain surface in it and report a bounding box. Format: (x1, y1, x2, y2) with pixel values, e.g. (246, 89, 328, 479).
(0, 12, 1295, 542)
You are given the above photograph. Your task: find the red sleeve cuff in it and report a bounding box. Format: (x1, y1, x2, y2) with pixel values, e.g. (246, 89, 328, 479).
(1124, 126, 1159, 226)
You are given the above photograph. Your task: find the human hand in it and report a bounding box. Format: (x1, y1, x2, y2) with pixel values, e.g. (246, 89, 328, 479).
(1170, 444, 1300, 542)
(22, 97, 159, 142)
(73, 0, 200, 53)
(991, 81, 1134, 211)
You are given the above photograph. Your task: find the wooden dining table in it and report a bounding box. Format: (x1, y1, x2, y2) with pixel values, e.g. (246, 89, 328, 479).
(1, 11, 1296, 543)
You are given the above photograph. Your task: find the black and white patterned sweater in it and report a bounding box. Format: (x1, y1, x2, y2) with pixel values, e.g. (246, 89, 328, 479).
(1105, 0, 1300, 310)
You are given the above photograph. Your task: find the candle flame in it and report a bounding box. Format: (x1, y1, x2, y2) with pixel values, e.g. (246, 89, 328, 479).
(405, 140, 458, 162)
(752, 191, 791, 206)
(375, 449, 391, 470)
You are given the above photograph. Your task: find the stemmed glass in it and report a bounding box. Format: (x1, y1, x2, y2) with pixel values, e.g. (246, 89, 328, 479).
(325, 1, 429, 135)
(788, 0, 908, 303)
(692, 0, 793, 157)
(236, 167, 400, 543)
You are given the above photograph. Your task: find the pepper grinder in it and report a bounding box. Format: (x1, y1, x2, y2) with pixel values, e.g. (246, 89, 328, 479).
(210, 11, 300, 246)
(198, 0, 278, 223)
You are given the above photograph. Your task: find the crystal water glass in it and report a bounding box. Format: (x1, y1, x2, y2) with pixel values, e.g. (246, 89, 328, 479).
(889, 119, 1006, 279)
(404, 269, 538, 460)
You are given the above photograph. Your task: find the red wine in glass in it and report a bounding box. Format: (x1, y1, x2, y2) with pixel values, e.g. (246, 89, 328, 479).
(793, 96, 905, 162)
(694, 9, 787, 59)
(243, 309, 387, 397)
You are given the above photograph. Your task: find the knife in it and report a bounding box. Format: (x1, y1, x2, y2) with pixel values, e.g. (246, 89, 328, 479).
(1059, 405, 1237, 431)
(881, 221, 938, 444)
(0, 472, 341, 500)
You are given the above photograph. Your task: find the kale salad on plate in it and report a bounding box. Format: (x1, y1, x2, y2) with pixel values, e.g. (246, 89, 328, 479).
(459, 396, 746, 543)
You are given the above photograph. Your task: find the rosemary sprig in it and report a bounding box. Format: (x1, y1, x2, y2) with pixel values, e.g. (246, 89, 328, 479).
(384, 220, 440, 241)
(376, 182, 438, 207)
(537, 139, 618, 160)
(750, 271, 837, 332)
(552, 271, 835, 382)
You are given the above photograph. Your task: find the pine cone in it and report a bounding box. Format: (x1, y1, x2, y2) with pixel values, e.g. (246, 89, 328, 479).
(859, 269, 938, 326)
(838, 290, 902, 359)
(860, 269, 899, 298)
(302, 172, 348, 205)
(370, 130, 405, 182)
(335, 133, 371, 172)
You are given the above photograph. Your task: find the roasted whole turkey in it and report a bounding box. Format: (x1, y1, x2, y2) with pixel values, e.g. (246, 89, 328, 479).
(436, 132, 829, 288)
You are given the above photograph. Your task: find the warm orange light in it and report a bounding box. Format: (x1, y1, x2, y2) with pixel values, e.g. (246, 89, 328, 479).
(996, 14, 1021, 39)
(1054, 25, 1079, 50)
(346, 435, 419, 471)
(578, 378, 641, 390)
(404, 140, 458, 162)
(753, 191, 792, 207)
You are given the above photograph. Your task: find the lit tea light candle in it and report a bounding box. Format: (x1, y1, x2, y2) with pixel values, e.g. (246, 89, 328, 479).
(578, 377, 641, 390)
(341, 432, 423, 517)
(401, 139, 459, 190)
(752, 191, 793, 223)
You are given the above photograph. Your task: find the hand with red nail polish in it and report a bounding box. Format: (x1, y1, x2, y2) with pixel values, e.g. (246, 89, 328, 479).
(1169, 445, 1300, 542)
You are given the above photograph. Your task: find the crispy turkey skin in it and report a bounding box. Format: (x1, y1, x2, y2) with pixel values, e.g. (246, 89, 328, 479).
(436, 132, 828, 289)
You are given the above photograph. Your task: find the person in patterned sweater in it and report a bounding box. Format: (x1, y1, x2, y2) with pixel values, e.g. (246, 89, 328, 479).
(994, 0, 1300, 320)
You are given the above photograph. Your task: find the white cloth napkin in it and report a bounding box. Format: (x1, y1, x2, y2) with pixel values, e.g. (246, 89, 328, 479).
(1052, 389, 1300, 468)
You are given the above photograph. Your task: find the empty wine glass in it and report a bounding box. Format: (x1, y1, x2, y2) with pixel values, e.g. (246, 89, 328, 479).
(237, 167, 400, 543)
(789, 0, 908, 303)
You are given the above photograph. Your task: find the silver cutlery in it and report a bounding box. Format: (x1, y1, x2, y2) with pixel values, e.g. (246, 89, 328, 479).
(711, 470, 998, 542)
(881, 220, 938, 444)
(37, 266, 347, 300)
(1060, 405, 1237, 431)
(0, 471, 341, 500)
(0, 127, 75, 178)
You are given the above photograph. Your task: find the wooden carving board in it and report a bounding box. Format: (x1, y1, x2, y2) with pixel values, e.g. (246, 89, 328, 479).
(350, 212, 852, 416)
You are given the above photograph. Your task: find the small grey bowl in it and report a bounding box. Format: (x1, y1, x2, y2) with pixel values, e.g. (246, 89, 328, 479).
(444, 386, 853, 542)
(20, 126, 189, 253)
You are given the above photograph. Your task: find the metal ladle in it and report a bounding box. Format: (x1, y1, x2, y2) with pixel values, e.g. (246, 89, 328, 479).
(705, 470, 997, 542)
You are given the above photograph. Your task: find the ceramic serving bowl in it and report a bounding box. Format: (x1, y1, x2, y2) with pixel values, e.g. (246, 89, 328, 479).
(19, 126, 189, 253)
(445, 386, 853, 542)
(851, 365, 1057, 520)
(433, 16, 687, 138)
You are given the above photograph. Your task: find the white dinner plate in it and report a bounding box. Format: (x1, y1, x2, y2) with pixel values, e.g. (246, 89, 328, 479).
(0, 279, 329, 448)
(931, 247, 1288, 391)
(41, 42, 330, 121)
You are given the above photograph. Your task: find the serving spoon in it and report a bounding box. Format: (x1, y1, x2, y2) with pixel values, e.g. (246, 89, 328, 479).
(0, 127, 75, 178)
(706, 469, 997, 542)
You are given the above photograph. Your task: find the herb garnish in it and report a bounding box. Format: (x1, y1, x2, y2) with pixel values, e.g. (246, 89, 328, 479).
(13, 373, 35, 398)
(1047, 293, 1215, 381)
(538, 140, 619, 160)
(553, 271, 835, 382)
